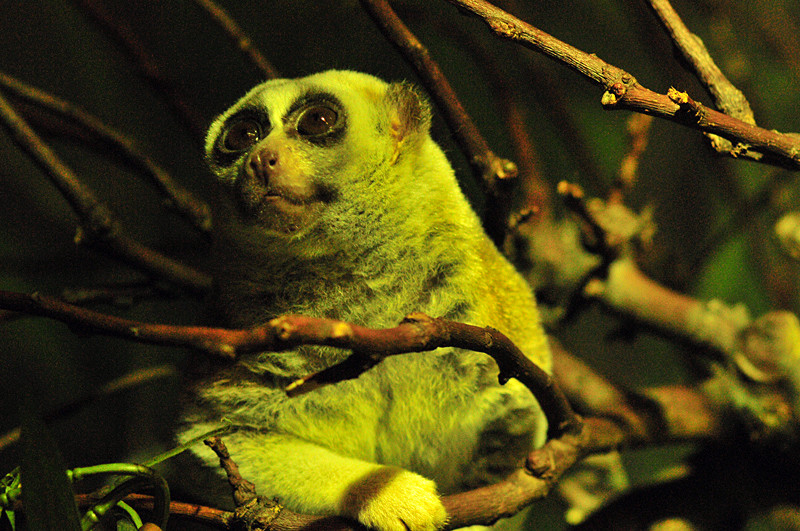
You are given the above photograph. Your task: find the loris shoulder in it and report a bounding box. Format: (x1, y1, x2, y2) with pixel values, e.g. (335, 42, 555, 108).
(178, 70, 551, 531)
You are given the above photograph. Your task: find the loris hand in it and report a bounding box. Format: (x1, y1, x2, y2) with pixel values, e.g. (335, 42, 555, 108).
(340, 467, 448, 531)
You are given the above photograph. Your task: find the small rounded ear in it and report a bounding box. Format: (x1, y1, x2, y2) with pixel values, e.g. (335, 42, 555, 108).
(384, 82, 432, 163)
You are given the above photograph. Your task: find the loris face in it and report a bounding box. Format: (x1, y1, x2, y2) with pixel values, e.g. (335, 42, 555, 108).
(208, 89, 345, 233)
(205, 71, 401, 235)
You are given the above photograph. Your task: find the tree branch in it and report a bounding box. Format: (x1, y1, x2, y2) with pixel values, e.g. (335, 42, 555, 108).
(93, 403, 720, 530)
(190, 0, 279, 80)
(445, 24, 550, 220)
(0, 289, 579, 439)
(443, 0, 800, 170)
(0, 89, 212, 293)
(644, 0, 755, 124)
(359, 0, 519, 244)
(73, 0, 207, 143)
(0, 70, 212, 235)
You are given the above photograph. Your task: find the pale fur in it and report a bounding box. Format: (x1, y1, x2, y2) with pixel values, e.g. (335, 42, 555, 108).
(178, 70, 551, 530)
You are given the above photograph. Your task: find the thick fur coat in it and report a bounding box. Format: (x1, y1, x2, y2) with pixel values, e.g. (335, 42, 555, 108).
(178, 71, 551, 531)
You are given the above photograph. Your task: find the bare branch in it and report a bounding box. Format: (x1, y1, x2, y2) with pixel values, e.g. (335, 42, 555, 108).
(204, 437, 259, 508)
(0, 71, 212, 235)
(645, 0, 755, 123)
(0, 289, 579, 438)
(0, 89, 212, 293)
(190, 0, 279, 80)
(444, 0, 800, 170)
(445, 24, 550, 221)
(60, 282, 178, 307)
(558, 181, 616, 263)
(79, 416, 645, 530)
(359, 0, 519, 238)
(73, 0, 207, 142)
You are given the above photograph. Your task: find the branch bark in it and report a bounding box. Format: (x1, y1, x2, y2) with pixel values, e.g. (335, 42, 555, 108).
(0, 70, 212, 235)
(0, 289, 579, 439)
(0, 89, 212, 293)
(444, 0, 800, 170)
(645, 0, 755, 124)
(359, 0, 519, 244)
(190, 0, 279, 80)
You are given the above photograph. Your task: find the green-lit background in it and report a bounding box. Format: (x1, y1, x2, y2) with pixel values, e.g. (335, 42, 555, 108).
(0, 0, 798, 529)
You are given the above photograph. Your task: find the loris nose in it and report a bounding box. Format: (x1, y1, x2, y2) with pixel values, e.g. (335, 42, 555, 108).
(248, 148, 280, 185)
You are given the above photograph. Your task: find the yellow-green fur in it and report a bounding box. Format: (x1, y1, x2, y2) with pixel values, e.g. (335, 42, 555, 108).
(179, 71, 551, 531)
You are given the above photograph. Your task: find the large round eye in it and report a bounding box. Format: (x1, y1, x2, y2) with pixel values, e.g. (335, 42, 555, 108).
(220, 119, 262, 153)
(296, 105, 338, 137)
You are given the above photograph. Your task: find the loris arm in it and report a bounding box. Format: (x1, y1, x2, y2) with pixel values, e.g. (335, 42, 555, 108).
(207, 432, 448, 531)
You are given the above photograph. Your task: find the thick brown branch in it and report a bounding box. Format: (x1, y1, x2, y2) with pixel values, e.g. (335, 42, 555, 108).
(359, 0, 518, 201)
(0, 90, 211, 293)
(444, 0, 800, 170)
(104, 402, 719, 530)
(285, 312, 581, 437)
(82, 417, 628, 530)
(0, 71, 212, 235)
(190, 0, 279, 80)
(0, 290, 579, 438)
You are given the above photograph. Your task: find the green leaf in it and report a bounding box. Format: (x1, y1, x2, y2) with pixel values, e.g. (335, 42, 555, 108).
(19, 404, 81, 531)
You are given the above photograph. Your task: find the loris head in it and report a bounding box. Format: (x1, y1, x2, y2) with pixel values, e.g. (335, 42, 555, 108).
(205, 70, 434, 239)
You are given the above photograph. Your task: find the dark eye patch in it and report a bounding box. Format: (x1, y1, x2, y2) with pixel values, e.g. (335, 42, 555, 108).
(286, 92, 346, 146)
(297, 105, 338, 137)
(211, 109, 270, 166)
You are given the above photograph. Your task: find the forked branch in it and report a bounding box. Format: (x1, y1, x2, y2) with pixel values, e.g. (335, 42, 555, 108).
(444, 0, 800, 169)
(0, 90, 211, 293)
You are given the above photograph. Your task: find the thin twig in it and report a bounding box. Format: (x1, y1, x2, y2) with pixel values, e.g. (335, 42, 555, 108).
(0, 71, 212, 234)
(446, 24, 550, 221)
(558, 181, 615, 262)
(0, 365, 175, 453)
(190, 0, 279, 80)
(611, 113, 653, 204)
(60, 282, 177, 307)
(73, 0, 207, 142)
(204, 437, 259, 508)
(443, 0, 800, 170)
(75, 493, 233, 528)
(359, 0, 519, 237)
(517, 54, 606, 190)
(0, 89, 212, 293)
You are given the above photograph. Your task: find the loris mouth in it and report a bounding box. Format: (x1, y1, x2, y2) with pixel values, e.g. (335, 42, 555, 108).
(262, 187, 305, 205)
(232, 180, 333, 234)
